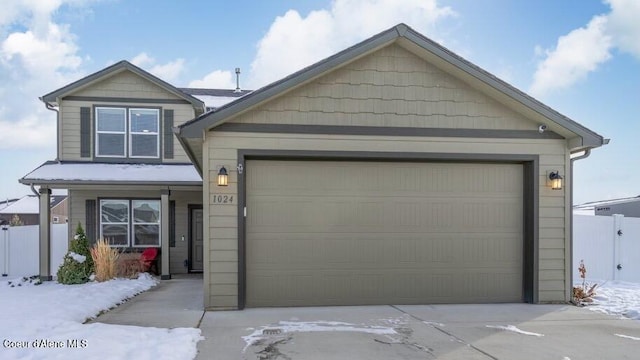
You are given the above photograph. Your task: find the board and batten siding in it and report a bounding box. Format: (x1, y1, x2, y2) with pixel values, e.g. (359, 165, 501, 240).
(57, 71, 196, 162)
(69, 189, 202, 274)
(204, 132, 570, 309)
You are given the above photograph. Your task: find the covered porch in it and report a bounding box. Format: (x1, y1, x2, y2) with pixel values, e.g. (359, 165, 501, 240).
(20, 161, 203, 281)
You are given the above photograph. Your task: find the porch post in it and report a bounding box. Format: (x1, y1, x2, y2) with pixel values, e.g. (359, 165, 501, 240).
(161, 189, 171, 280)
(39, 188, 52, 281)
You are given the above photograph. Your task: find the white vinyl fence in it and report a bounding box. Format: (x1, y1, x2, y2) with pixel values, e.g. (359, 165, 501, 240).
(574, 214, 640, 283)
(0, 224, 68, 278)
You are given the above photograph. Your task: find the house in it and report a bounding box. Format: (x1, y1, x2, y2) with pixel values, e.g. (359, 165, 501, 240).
(574, 196, 640, 217)
(22, 24, 605, 309)
(0, 195, 68, 225)
(20, 61, 249, 279)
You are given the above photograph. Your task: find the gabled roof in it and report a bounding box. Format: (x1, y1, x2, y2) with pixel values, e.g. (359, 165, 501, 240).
(41, 61, 205, 109)
(177, 23, 604, 150)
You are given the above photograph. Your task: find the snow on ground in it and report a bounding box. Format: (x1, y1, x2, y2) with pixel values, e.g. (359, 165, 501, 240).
(485, 325, 544, 337)
(587, 281, 640, 320)
(0, 274, 201, 360)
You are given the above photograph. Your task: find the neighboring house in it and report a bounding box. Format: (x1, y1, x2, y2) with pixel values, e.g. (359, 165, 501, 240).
(0, 195, 68, 225)
(574, 196, 640, 217)
(0, 198, 19, 211)
(23, 24, 605, 310)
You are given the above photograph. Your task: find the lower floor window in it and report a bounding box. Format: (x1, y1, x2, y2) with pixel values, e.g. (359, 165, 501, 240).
(100, 199, 160, 247)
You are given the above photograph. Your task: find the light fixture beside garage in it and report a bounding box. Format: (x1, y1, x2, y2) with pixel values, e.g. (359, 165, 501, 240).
(548, 171, 563, 190)
(217, 166, 228, 186)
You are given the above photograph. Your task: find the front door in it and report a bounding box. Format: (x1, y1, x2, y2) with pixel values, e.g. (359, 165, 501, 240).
(190, 207, 203, 272)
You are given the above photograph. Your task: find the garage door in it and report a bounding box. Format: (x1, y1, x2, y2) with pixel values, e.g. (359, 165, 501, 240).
(245, 160, 523, 307)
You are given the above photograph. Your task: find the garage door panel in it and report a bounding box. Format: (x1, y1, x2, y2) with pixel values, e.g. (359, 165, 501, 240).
(246, 160, 523, 307)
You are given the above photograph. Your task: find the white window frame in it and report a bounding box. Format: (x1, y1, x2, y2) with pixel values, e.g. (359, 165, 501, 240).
(52, 216, 59, 224)
(129, 108, 160, 159)
(95, 107, 127, 158)
(95, 107, 160, 159)
(131, 199, 161, 248)
(100, 199, 130, 248)
(99, 199, 161, 248)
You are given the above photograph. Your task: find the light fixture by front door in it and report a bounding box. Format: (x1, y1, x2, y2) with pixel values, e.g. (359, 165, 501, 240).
(217, 166, 228, 186)
(548, 171, 563, 190)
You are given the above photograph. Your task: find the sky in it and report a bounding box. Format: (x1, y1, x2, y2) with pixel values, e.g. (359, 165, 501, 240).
(0, 0, 638, 205)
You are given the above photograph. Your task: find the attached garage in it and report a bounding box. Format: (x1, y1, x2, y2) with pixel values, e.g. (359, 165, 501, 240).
(245, 160, 524, 307)
(176, 24, 605, 310)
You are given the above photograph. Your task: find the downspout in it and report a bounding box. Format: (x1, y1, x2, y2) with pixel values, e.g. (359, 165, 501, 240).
(569, 148, 591, 302)
(30, 184, 39, 197)
(43, 100, 60, 161)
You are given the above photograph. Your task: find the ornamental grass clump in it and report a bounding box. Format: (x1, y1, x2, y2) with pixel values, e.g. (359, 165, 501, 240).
(91, 239, 120, 282)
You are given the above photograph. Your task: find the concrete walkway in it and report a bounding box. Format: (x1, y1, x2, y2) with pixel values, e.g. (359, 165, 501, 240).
(92, 273, 204, 328)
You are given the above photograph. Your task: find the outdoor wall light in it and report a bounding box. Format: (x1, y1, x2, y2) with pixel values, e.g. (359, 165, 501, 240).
(548, 171, 563, 190)
(217, 166, 228, 186)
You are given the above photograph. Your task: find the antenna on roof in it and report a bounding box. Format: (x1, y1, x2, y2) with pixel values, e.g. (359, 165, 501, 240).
(234, 67, 241, 93)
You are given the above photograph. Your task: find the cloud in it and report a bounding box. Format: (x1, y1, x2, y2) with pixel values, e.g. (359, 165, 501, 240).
(188, 0, 456, 90)
(188, 70, 236, 89)
(530, 16, 612, 97)
(530, 0, 640, 97)
(248, 0, 456, 88)
(605, 0, 640, 58)
(130, 52, 185, 82)
(0, 1, 89, 150)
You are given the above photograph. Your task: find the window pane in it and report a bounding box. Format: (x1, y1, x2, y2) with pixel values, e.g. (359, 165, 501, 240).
(101, 200, 129, 222)
(102, 224, 128, 246)
(130, 109, 158, 132)
(98, 133, 125, 156)
(133, 224, 160, 246)
(97, 108, 126, 131)
(131, 134, 158, 157)
(133, 200, 160, 223)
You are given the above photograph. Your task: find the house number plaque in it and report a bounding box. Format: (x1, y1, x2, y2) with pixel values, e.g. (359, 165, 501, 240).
(213, 195, 234, 204)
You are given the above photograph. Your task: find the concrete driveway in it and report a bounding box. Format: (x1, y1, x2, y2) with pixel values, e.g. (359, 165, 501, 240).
(197, 304, 640, 359)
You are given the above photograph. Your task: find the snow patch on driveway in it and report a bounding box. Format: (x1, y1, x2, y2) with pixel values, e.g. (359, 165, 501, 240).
(615, 334, 640, 341)
(485, 325, 544, 337)
(242, 320, 397, 352)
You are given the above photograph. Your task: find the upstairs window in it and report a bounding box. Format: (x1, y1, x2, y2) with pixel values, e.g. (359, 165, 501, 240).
(95, 107, 159, 158)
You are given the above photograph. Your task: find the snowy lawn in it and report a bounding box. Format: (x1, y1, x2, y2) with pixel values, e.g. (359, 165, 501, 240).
(585, 281, 640, 320)
(0, 274, 202, 360)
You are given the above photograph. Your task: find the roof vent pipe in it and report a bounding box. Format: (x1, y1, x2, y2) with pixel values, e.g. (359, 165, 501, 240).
(234, 67, 241, 93)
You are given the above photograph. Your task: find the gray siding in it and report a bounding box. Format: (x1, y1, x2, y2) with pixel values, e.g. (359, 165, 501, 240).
(69, 189, 201, 274)
(58, 71, 196, 162)
(230, 44, 535, 131)
(203, 43, 571, 309)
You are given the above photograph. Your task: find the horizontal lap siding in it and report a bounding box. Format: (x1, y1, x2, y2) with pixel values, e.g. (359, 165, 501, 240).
(205, 132, 569, 308)
(204, 43, 570, 308)
(69, 189, 201, 274)
(59, 71, 196, 162)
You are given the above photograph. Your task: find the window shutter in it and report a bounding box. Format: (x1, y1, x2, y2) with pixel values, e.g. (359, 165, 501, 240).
(85, 199, 96, 244)
(169, 200, 176, 247)
(80, 107, 91, 158)
(163, 109, 174, 159)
